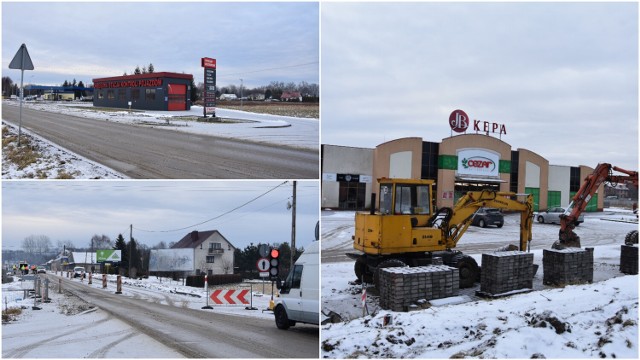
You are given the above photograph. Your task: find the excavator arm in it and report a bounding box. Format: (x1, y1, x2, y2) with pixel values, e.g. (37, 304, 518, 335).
(555, 163, 638, 249)
(437, 190, 534, 251)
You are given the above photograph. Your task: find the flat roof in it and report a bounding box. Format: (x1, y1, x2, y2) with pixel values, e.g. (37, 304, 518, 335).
(93, 72, 193, 82)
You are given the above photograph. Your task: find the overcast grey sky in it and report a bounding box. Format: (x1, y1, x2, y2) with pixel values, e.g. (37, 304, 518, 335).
(2, 181, 319, 252)
(322, 2, 638, 171)
(2, 2, 319, 88)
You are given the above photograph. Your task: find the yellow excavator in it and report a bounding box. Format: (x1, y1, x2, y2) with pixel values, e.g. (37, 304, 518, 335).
(347, 178, 534, 288)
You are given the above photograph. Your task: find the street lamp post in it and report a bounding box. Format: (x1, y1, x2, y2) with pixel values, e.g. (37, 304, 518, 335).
(240, 78, 243, 109)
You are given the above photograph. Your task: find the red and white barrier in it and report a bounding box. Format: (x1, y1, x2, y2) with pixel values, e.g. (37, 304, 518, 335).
(210, 289, 249, 305)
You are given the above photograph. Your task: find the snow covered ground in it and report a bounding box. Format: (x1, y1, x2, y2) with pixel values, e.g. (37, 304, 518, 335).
(2, 121, 125, 179)
(2, 99, 318, 179)
(320, 209, 639, 358)
(2, 273, 280, 357)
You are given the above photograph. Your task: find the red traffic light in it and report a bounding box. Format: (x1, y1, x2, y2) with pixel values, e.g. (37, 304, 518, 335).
(270, 248, 280, 258)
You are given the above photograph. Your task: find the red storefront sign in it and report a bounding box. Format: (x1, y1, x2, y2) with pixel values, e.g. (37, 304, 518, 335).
(201, 57, 216, 69)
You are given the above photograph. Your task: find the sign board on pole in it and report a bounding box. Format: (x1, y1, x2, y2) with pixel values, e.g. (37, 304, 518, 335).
(201, 57, 217, 117)
(8, 43, 34, 147)
(258, 244, 270, 258)
(149, 249, 195, 272)
(96, 249, 122, 263)
(9, 44, 34, 70)
(257, 258, 270, 272)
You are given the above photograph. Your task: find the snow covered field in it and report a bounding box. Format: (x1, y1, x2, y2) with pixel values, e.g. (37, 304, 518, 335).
(2, 99, 318, 179)
(2, 273, 280, 357)
(320, 209, 639, 358)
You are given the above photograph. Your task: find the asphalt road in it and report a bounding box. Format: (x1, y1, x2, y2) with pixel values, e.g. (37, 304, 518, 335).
(2, 104, 318, 179)
(56, 276, 319, 358)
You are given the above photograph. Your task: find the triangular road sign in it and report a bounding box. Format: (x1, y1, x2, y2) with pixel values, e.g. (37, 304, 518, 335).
(9, 43, 34, 70)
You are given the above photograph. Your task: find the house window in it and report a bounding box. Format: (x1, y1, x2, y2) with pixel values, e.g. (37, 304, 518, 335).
(98, 90, 104, 99)
(145, 88, 156, 101)
(206, 256, 215, 263)
(118, 89, 126, 101)
(132, 89, 140, 100)
(209, 243, 222, 250)
(107, 90, 115, 100)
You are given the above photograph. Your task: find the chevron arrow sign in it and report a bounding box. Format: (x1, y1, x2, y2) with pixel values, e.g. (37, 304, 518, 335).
(210, 289, 250, 305)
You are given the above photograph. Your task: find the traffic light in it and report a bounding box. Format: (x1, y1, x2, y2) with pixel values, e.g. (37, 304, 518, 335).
(269, 248, 280, 278)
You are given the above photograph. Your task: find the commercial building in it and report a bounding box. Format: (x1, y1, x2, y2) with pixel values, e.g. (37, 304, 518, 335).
(93, 72, 193, 111)
(322, 112, 604, 212)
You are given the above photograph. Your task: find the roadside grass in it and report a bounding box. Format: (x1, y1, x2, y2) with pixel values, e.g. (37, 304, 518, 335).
(2, 125, 80, 179)
(2, 126, 40, 170)
(2, 307, 22, 323)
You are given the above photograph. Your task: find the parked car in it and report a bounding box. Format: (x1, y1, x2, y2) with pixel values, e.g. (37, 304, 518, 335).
(537, 207, 584, 225)
(73, 266, 85, 278)
(471, 208, 504, 228)
(36, 266, 46, 274)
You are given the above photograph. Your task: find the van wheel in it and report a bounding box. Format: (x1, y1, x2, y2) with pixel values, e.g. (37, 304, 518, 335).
(275, 305, 292, 330)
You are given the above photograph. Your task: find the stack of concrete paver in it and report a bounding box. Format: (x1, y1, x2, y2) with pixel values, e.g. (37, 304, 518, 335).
(543, 248, 593, 286)
(620, 245, 638, 275)
(479, 251, 534, 296)
(379, 265, 458, 312)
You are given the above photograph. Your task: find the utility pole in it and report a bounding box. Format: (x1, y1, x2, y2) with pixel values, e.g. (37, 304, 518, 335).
(129, 224, 132, 278)
(290, 181, 297, 267)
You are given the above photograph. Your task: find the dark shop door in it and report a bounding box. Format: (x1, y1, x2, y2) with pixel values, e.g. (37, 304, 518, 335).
(338, 181, 366, 210)
(168, 84, 186, 111)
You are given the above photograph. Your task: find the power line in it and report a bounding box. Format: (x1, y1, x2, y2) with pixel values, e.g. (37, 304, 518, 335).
(133, 181, 288, 233)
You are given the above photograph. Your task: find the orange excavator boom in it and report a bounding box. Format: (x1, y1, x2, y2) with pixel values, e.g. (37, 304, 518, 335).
(555, 163, 638, 249)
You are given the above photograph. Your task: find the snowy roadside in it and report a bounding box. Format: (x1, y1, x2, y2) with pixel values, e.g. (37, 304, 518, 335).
(2, 277, 184, 358)
(321, 210, 639, 358)
(2, 274, 281, 357)
(2, 121, 125, 179)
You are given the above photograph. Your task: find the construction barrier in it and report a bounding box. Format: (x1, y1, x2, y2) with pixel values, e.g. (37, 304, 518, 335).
(210, 289, 250, 305)
(102, 274, 107, 289)
(115, 275, 122, 294)
(88, 272, 92, 285)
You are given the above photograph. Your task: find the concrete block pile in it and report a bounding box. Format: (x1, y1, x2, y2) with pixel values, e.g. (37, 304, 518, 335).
(620, 245, 638, 275)
(543, 248, 593, 286)
(480, 251, 534, 296)
(379, 265, 459, 312)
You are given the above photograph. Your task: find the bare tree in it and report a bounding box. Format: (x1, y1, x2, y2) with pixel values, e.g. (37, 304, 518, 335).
(221, 258, 233, 274)
(21, 235, 37, 255)
(91, 234, 112, 250)
(22, 235, 51, 256)
(56, 239, 75, 254)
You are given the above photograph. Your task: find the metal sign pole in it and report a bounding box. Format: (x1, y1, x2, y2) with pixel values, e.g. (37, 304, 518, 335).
(18, 68, 24, 146)
(9, 44, 35, 147)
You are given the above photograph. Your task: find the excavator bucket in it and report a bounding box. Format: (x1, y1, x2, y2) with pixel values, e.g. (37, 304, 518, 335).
(553, 228, 582, 249)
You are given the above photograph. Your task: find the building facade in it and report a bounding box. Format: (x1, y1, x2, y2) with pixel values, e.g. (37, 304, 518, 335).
(321, 145, 374, 210)
(172, 230, 236, 276)
(93, 72, 193, 111)
(323, 134, 604, 212)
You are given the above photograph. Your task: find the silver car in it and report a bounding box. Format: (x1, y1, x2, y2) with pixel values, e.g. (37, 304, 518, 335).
(537, 207, 584, 226)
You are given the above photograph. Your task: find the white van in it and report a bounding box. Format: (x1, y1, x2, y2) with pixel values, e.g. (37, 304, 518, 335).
(274, 240, 319, 329)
